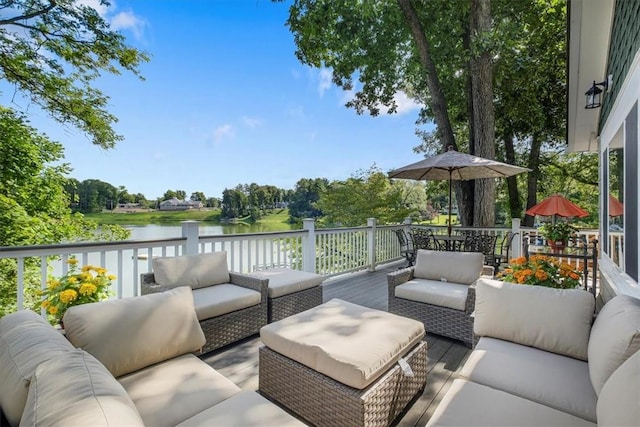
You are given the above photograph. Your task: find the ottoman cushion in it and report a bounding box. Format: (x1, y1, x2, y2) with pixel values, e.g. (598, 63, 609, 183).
(251, 268, 324, 298)
(260, 298, 425, 389)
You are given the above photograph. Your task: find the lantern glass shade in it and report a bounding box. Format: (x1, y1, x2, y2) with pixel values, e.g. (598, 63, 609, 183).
(585, 81, 603, 109)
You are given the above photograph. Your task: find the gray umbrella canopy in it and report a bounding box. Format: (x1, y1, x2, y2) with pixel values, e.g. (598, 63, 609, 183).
(388, 147, 530, 235)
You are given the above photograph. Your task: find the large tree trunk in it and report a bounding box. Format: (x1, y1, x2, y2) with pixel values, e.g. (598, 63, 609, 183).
(397, 0, 476, 226)
(523, 133, 543, 227)
(469, 0, 496, 227)
(503, 132, 523, 219)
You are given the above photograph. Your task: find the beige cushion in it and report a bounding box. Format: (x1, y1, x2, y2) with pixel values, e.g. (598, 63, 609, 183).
(474, 278, 594, 360)
(426, 379, 596, 427)
(192, 284, 261, 320)
(395, 278, 469, 311)
(413, 250, 483, 285)
(260, 298, 425, 389)
(176, 390, 306, 427)
(0, 310, 74, 427)
(64, 286, 205, 377)
(596, 348, 640, 426)
(152, 251, 230, 289)
(251, 268, 323, 298)
(118, 354, 240, 427)
(587, 294, 640, 395)
(460, 337, 597, 422)
(19, 349, 144, 427)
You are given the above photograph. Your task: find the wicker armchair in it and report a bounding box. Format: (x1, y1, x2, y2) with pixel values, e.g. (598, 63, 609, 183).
(141, 270, 268, 354)
(388, 250, 484, 348)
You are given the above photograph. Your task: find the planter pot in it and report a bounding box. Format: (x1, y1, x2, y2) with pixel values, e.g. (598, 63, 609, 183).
(548, 240, 566, 251)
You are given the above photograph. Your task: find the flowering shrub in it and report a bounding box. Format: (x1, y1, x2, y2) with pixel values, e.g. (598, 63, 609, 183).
(497, 255, 582, 289)
(36, 258, 115, 324)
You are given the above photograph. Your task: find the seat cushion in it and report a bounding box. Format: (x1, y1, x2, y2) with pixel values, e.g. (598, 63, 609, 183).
(64, 286, 205, 377)
(118, 354, 241, 427)
(250, 268, 324, 298)
(260, 298, 425, 389)
(152, 251, 230, 289)
(459, 337, 597, 422)
(192, 284, 261, 320)
(426, 379, 596, 427)
(587, 294, 640, 395)
(395, 278, 469, 311)
(175, 390, 306, 427)
(20, 350, 144, 427)
(474, 278, 595, 360)
(596, 348, 640, 426)
(0, 310, 75, 427)
(413, 250, 483, 285)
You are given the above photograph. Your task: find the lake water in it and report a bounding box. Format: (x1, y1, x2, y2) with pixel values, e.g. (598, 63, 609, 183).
(125, 221, 296, 240)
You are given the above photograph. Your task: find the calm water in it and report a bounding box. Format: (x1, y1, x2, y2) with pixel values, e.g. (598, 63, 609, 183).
(125, 222, 296, 240)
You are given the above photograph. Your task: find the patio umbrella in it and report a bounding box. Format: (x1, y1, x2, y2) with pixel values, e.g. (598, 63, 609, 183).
(525, 194, 589, 223)
(388, 146, 530, 236)
(609, 194, 624, 217)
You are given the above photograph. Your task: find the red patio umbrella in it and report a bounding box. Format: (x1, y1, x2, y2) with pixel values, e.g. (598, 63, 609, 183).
(609, 195, 624, 217)
(526, 194, 589, 221)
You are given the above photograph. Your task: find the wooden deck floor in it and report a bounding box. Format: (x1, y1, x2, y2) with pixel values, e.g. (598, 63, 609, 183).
(201, 261, 471, 427)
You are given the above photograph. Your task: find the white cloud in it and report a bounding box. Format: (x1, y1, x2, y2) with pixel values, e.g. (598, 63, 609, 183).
(318, 68, 332, 97)
(213, 124, 234, 143)
(110, 11, 147, 40)
(242, 116, 263, 128)
(341, 88, 421, 115)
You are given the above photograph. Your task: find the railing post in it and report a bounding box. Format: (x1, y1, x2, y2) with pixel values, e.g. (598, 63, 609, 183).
(511, 218, 521, 258)
(368, 218, 377, 272)
(403, 217, 412, 236)
(182, 221, 200, 255)
(302, 218, 316, 273)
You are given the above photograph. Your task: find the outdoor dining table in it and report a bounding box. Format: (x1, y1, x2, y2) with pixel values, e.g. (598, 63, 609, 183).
(433, 235, 466, 251)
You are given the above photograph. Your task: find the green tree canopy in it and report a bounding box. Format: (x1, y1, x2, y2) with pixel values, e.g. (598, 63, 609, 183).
(0, 0, 149, 148)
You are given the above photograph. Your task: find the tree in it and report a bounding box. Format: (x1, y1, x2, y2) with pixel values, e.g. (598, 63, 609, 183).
(0, 0, 149, 148)
(288, 178, 328, 223)
(190, 192, 206, 203)
(317, 167, 412, 227)
(162, 190, 186, 201)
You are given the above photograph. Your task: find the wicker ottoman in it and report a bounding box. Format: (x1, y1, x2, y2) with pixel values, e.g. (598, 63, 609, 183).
(249, 268, 324, 322)
(259, 299, 427, 427)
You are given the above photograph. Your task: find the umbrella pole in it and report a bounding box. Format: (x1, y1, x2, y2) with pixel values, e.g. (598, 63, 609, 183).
(448, 170, 453, 237)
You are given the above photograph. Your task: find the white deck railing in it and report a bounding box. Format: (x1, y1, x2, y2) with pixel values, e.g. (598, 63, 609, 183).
(0, 218, 608, 312)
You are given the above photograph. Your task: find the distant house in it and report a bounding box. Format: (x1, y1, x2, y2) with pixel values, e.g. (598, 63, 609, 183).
(117, 203, 141, 209)
(158, 198, 203, 211)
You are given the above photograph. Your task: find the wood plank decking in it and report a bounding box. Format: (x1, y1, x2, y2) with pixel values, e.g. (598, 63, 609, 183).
(201, 261, 472, 427)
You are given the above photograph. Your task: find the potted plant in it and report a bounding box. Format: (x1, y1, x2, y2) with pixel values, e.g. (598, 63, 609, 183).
(498, 255, 582, 289)
(35, 258, 115, 326)
(538, 222, 578, 250)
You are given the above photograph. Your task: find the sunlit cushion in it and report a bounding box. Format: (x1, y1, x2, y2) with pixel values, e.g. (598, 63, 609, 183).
(192, 284, 261, 320)
(596, 348, 640, 426)
(250, 268, 324, 298)
(153, 251, 230, 289)
(395, 278, 469, 311)
(413, 250, 483, 285)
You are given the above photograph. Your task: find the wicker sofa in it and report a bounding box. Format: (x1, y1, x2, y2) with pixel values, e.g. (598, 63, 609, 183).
(427, 278, 640, 426)
(0, 287, 305, 427)
(388, 249, 485, 347)
(141, 251, 268, 354)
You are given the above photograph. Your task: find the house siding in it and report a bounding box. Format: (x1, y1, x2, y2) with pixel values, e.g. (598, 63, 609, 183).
(601, 0, 640, 125)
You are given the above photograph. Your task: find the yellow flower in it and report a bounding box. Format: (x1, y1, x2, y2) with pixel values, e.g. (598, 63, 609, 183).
(79, 283, 97, 296)
(67, 276, 78, 284)
(67, 258, 79, 265)
(48, 306, 58, 315)
(59, 289, 78, 303)
(41, 300, 50, 308)
(107, 274, 117, 281)
(81, 265, 92, 272)
(95, 267, 107, 275)
(47, 279, 60, 289)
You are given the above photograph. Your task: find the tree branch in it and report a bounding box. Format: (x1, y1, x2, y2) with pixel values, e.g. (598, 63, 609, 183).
(0, 0, 57, 26)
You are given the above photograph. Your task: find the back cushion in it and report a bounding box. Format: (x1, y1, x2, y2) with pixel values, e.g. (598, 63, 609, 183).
(153, 251, 230, 289)
(474, 278, 595, 360)
(596, 348, 640, 426)
(413, 250, 483, 285)
(0, 310, 74, 427)
(588, 295, 640, 395)
(19, 350, 144, 427)
(63, 286, 206, 377)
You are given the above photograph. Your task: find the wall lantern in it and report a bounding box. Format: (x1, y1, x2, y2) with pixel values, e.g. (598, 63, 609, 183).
(585, 76, 611, 109)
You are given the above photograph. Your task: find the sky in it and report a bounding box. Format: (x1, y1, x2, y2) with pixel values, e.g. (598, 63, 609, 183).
(11, 0, 433, 201)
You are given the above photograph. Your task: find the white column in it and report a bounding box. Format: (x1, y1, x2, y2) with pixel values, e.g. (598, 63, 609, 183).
(302, 218, 316, 273)
(181, 221, 200, 255)
(511, 218, 521, 258)
(367, 218, 377, 272)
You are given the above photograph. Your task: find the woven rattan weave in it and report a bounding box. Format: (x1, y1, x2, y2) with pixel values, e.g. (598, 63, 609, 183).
(268, 285, 323, 323)
(141, 272, 268, 353)
(259, 342, 427, 427)
(387, 267, 477, 348)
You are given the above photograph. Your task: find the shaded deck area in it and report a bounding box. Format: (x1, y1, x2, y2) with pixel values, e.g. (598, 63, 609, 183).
(201, 261, 472, 426)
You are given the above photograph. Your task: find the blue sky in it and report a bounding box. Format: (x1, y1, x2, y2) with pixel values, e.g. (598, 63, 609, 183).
(17, 0, 432, 201)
